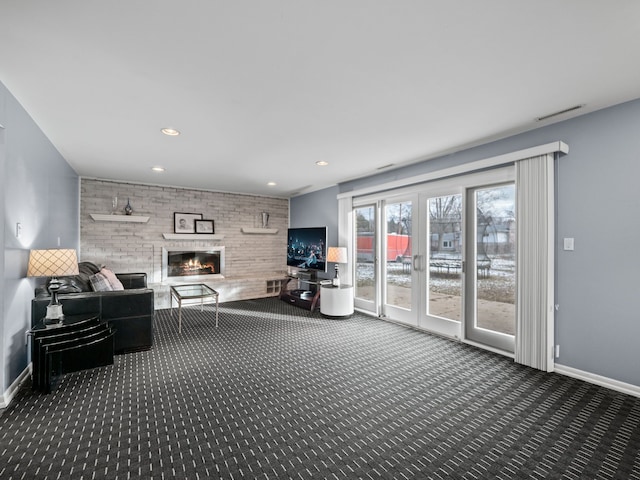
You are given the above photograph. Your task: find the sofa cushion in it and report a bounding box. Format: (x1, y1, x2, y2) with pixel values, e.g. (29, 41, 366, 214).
(80, 261, 102, 275)
(100, 267, 124, 290)
(116, 273, 148, 289)
(89, 272, 113, 292)
(45, 261, 102, 293)
(53, 277, 84, 294)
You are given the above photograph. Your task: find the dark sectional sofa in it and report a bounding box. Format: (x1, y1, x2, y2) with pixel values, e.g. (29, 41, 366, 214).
(31, 264, 154, 354)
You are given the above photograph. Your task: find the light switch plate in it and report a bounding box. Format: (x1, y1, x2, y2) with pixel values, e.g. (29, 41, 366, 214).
(563, 238, 574, 251)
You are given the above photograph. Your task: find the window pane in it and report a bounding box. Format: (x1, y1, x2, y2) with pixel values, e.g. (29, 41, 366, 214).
(385, 201, 412, 310)
(355, 206, 375, 301)
(428, 194, 462, 321)
(475, 185, 516, 335)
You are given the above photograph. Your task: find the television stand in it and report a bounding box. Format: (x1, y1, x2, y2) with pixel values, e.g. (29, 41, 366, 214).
(280, 274, 321, 311)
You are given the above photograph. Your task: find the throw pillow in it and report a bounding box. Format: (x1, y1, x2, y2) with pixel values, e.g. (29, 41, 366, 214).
(89, 272, 113, 292)
(100, 267, 125, 291)
(79, 262, 102, 275)
(75, 261, 103, 291)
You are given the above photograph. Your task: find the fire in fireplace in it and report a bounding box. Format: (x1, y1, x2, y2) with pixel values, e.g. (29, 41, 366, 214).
(162, 247, 225, 280)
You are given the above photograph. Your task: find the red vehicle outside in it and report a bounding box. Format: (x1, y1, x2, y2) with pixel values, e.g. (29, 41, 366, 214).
(357, 233, 411, 263)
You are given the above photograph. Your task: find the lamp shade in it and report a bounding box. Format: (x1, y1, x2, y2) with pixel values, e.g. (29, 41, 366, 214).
(27, 249, 79, 277)
(326, 247, 348, 264)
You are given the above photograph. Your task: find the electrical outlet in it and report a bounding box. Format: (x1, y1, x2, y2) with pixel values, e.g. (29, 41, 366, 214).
(555, 345, 560, 358)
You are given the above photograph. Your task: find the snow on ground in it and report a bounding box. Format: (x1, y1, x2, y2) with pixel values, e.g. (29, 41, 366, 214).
(356, 256, 515, 303)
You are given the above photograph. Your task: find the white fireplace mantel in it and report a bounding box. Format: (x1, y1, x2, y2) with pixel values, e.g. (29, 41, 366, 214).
(162, 233, 224, 240)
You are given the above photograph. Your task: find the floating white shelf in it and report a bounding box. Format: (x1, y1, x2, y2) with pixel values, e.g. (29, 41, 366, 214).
(90, 214, 150, 223)
(241, 227, 279, 234)
(162, 233, 224, 240)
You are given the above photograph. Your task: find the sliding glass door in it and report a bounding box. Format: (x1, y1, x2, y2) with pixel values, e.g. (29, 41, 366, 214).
(351, 168, 516, 354)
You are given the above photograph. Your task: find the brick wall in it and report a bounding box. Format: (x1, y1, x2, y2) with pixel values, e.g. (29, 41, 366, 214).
(80, 179, 289, 308)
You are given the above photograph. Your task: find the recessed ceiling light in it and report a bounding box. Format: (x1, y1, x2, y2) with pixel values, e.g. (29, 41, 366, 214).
(152, 166, 165, 172)
(316, 161, 329, 166)
(267, 182, 277, 186)
(161, 128, 180, 136)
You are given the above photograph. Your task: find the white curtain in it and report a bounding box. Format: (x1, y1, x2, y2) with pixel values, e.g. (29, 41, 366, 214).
(515, 154, 555, 371)
(337, 195, 354, 286)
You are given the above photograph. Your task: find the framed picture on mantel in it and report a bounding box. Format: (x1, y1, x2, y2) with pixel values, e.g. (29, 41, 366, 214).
(174, 212, 202, 234)
(195, 219, 215, 234)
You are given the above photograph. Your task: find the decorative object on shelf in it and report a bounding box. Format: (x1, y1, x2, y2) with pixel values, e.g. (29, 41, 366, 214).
(174, 212, 202, 234)
(111, 196, 118, 214)
(261, 212, 269, 228)
(326, 247, 348, 287)
(195, 219, 215, 234)
(27, 249, 79, 323)
(124, 198, 133, 215)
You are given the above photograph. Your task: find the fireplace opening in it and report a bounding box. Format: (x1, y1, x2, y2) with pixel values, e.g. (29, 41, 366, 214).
(162, 247, 225, 280)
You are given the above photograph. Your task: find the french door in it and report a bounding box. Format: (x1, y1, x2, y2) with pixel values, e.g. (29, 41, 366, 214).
(464, 183, 516, 352)
(382, 196, 418, 325)
(354, 204, 377, 313)
(352, 168, 516, 353)
(420, 190, 464, 338)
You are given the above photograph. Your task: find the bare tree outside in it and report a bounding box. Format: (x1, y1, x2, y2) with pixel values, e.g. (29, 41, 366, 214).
(428, 194, 463, 321)
(354, 185, 516, 336)
(475, 185, 516, 335)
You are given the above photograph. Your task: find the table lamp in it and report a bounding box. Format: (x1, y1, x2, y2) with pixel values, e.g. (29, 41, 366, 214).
(326, 247, 348, 287)
(27, 249, 79, 322)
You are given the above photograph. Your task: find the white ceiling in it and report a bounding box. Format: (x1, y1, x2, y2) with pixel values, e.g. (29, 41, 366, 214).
(2, 1, 640, 197)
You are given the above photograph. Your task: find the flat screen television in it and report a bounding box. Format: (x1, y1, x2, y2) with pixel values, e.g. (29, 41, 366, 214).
(287, 226, 327, 272)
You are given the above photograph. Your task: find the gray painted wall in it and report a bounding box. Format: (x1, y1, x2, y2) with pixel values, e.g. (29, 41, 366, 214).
(0, 81, 79, 395)
(290, 185, 340, 281)
(292, 98, 640, 388)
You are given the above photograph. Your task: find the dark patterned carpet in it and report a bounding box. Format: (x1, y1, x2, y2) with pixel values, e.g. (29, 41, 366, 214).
(1, 298, 639, 479)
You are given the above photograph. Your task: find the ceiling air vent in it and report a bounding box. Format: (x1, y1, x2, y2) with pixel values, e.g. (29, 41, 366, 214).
(376, 163, 395, 171)
(536, 104, 585, 122)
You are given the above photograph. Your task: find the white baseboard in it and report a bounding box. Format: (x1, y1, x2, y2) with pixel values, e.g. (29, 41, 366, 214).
(555, 364, 640, 398)
(0, 365, 31, 410)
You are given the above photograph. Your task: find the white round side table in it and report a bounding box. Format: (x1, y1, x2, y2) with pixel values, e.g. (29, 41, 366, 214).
(320, 284, 354, 318)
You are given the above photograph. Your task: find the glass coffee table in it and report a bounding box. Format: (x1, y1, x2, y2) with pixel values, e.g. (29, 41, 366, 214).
(170, 284, 219, 333)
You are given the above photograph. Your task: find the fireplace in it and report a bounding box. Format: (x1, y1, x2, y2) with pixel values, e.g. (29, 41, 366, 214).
(162, 247, 225, 280)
